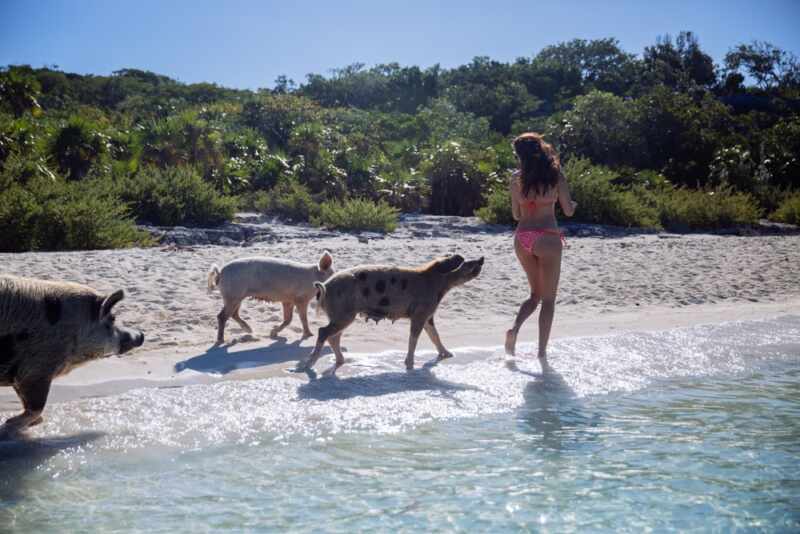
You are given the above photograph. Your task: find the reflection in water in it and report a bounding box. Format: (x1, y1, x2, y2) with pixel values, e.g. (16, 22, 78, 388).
(508, 358, 599, 453)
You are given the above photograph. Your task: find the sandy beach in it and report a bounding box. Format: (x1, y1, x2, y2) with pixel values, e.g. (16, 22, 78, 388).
(2, 215, 799, 411)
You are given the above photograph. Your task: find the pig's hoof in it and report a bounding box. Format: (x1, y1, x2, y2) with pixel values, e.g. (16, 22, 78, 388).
(290, 360, 309, 373)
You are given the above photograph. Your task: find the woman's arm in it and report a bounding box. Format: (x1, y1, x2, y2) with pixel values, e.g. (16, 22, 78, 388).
(509, 175, 521, 221)
(557, 171, 577, 217)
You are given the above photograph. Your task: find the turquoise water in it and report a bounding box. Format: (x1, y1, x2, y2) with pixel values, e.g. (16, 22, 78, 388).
(2, 317, 799, 532)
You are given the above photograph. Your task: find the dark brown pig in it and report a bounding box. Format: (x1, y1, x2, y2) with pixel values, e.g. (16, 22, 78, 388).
(0, 275, 144, 435)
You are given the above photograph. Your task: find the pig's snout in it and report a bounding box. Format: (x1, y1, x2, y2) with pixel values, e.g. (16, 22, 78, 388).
(118, 328, 145, 354)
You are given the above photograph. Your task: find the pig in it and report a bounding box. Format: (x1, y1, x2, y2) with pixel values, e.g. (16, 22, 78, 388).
(0, 275, 144, 435)
(207, 251, 334, 344)
(300, 254, 484, 371)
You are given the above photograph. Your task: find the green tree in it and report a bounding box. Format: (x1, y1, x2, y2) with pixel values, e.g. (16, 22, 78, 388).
(724, 41, 800, 93)
(0, 66, 43, 117)
(553, 90, 645, 167)
(642, 32, 717, 90)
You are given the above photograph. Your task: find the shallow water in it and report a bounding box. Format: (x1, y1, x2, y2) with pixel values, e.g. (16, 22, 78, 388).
(2, 316, 799, 532)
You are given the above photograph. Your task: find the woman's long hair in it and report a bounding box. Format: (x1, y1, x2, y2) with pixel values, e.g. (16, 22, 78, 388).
(513, 133, 561, 197)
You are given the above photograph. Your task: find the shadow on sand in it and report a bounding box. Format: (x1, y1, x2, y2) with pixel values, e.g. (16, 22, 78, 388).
(297, 359, 479, 401)
(174, 336, 333, 375)
(507, 358, 599, 452)
(0, 431, 105, 503)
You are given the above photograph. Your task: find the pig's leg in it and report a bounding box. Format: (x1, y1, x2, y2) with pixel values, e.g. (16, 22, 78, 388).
(216, 307, 228, 344)
(296, 298, 313, 339)
(404, 316, 426, 370)
(303, 314, 355, 370)
(423, 316, 454, 360)
(217, 297, 244, 344)
(231, 303, 253, 334)
(270, 302, 294, 338)
(328, 332, 345, 367)
(4, 378, 51, 432)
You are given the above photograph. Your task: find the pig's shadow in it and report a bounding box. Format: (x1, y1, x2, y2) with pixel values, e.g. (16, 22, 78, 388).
(297, 359, 479, 401)
(0, 431, 104, 503)
(174, 337, 333, 375)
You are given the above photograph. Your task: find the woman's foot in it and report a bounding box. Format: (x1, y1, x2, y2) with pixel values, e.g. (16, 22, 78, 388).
(505, 329, 517, 356)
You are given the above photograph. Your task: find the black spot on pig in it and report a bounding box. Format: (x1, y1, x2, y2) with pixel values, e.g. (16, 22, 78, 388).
(357, 272, 367, 282)
(378, 297, 390, 307)
(44, 297, 62, 325)
(375, 280, 386, 293)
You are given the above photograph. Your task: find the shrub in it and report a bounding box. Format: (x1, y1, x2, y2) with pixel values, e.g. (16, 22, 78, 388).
(313, 197, 399, 232)
(0, 178, 151, 252)
(421, 141, 487, 216)
(657, 186, 761, 231)
(0, 185, 40, 251)
(120, 166, 236, 226)
(245, 178, 320, 222)
(50, 116, 110, 180)
(769, 193, 800, 225)
(475, 186, 514, 226)
(376, 167, 430, 213)
(35, 179, 151, 250)
(564, 158, 660, 228)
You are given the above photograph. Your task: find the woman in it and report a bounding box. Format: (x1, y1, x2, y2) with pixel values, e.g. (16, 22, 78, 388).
(505, 132, 576, 360)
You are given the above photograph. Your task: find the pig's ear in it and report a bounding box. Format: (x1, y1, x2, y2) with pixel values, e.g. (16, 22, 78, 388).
(101, 289, 125, 318)
(319, 250, 333, 271)
(431, 254, 464, 273)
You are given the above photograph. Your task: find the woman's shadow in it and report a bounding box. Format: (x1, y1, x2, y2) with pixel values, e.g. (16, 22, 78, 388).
(507, 358, 598, 453)
(174, 336, 332, 375)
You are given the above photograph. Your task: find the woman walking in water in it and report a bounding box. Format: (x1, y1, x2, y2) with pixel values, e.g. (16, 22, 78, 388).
(505, 132, 577, 360)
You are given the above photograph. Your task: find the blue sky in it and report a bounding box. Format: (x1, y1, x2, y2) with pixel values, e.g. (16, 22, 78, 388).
(1, 0, 798, 89)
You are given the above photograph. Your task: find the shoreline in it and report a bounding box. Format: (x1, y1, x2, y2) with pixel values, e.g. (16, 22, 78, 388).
(2, 298, 798, 412)
(2, 215, 799, 413)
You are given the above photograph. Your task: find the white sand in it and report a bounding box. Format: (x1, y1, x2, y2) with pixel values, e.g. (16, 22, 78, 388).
(2, 216, 799, 411)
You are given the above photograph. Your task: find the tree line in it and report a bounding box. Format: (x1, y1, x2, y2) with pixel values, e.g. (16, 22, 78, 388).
(1, 32, 799, 251)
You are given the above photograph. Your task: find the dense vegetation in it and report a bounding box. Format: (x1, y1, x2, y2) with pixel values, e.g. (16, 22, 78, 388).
(1, 32, 798, 250)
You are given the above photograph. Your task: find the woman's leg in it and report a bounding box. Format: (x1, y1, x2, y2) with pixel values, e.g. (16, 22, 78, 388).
(533, 236, 563, 360)
(506, 236, 541, 355)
